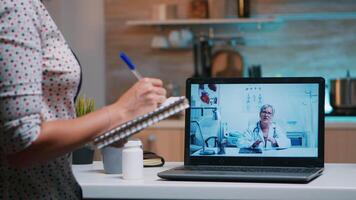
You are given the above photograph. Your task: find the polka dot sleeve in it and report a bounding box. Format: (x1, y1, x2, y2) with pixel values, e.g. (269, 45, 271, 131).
(0, 1, 43, 155)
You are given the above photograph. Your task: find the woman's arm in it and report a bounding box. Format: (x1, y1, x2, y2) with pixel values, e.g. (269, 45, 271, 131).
(7, 78, 166, 168)
(1, 2, 166, 168)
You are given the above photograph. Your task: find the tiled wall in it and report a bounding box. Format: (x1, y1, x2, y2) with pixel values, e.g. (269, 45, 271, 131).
(105, 0, 356, 103)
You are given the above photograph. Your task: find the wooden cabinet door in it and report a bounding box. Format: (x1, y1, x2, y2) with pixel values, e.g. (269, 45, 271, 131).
(132, 128, 185, 162)
(325, 129, 356, 163)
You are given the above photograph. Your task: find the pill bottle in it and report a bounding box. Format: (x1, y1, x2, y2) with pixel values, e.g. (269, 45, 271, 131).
(122, 140, 143, 180)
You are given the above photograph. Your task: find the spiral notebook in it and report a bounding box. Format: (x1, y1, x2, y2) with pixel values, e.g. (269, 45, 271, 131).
(93, 96, 189, 149)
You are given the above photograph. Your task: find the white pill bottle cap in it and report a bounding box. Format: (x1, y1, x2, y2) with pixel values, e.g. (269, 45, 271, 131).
(124, 140, 142, 148)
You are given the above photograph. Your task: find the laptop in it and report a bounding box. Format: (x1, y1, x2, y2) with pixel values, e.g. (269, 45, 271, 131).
(158, 77, 325, 183)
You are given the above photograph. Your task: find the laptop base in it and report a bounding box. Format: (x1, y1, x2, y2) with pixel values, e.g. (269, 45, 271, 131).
(158, 165, 323, 183)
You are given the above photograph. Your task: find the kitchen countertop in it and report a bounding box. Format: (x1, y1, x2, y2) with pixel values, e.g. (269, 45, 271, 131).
(325, 116, 356, 129)
(72, 162, 356, 200)
(150, 117, 356, 130)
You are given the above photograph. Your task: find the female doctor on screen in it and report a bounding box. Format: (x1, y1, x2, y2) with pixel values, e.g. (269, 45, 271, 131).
(0, 0, 166, 199)
(237, 104, 291, 149)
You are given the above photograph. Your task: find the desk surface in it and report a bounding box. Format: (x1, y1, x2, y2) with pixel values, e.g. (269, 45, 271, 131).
(73, 162, 356, 200)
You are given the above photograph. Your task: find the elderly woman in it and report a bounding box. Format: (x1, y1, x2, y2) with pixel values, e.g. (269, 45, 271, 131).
(0, 0, 166, 199)
(237, 104, 291, 149)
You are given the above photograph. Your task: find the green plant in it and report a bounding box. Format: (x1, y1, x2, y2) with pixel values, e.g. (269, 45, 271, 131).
(75, 96, 96, 117)
(75, 96, 96, 150)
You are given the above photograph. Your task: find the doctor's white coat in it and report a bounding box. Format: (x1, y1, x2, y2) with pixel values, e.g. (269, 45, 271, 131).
(237, 122, 291, 149)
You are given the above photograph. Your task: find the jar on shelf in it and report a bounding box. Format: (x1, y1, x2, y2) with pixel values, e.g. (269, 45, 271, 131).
(190, 0, 209, 19)
(237, 0, 250, 18)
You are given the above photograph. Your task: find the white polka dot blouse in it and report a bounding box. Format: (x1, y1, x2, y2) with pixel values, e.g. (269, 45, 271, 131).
(1, 0, 82, 199)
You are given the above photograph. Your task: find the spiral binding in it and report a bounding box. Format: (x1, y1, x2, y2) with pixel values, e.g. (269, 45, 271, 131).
(94, 96, 189, 149)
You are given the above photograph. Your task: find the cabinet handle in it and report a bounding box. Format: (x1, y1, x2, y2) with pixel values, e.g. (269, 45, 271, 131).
(147, 134, 157, 152)
(148, 134, 157, 142)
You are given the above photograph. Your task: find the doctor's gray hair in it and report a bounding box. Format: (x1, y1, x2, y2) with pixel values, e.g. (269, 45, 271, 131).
(260, 104, 275, 116)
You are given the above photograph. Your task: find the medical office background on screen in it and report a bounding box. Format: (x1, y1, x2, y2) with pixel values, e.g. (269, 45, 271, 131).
(189, 83, 319, 158)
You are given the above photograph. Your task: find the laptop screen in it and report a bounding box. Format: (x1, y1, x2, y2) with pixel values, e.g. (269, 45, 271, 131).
(188, 80, 321, 160)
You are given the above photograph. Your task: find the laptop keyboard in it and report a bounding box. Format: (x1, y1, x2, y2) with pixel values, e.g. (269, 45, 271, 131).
(176, 166, 318, 175)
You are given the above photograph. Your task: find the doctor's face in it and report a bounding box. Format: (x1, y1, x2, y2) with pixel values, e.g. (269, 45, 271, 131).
(260, 107, 273, 124)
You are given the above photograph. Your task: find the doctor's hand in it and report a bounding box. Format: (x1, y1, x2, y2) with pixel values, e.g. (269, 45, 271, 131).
(266, 137, 277, 145)
(251, 140, 262, 148)
(113, 78, 167, 123)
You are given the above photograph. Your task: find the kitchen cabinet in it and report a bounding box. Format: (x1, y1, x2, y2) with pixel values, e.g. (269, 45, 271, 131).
(93, 121, 185, 162)
(132, 120, 185, 162)
(325, 127, 356, 163)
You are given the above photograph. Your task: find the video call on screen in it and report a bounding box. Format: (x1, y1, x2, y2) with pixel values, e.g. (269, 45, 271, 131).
(189, 83, 319, 158)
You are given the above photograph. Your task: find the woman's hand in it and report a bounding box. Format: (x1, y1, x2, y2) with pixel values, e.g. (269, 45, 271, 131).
(113, 78, 167, 123)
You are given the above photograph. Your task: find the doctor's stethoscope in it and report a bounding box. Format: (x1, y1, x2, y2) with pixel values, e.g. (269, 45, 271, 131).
(253, 122, 277, 148)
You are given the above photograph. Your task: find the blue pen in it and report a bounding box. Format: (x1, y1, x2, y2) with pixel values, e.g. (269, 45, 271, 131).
(119, 52, 143, 80)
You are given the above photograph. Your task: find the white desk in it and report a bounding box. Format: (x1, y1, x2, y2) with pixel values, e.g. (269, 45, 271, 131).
(73, 162, 356, 200)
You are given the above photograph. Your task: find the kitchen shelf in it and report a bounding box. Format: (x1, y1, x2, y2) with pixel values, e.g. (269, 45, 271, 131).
(126, 17, 278, 26)
(278, 12, 356, 21)
(126, 12, 356, 27)
(151, 46, 192, 51)
(151, 36, 244, 51)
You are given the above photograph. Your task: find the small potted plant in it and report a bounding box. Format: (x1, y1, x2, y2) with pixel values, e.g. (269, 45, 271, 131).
(72, 96, 96, 165)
